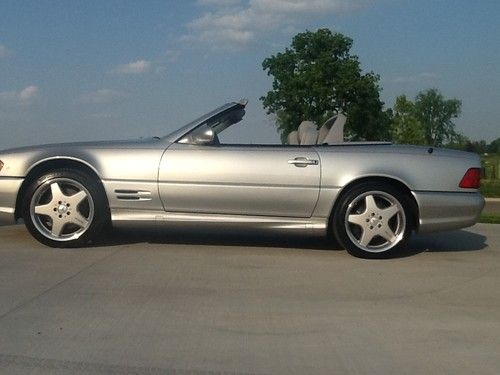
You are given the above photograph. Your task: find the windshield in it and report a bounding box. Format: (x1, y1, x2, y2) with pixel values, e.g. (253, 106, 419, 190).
(210, 108, 245, 135)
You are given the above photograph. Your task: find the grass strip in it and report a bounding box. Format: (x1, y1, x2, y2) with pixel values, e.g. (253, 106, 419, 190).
(481, 179, 500, 198)
(480, 213, 500, 224)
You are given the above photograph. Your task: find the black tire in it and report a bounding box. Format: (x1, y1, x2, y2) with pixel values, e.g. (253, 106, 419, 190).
(332, 181, 413, 259)
(22, 169, 110, 248)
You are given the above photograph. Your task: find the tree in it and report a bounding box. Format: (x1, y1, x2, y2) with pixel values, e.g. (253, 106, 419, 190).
(390, 89, 462, 147)
(261, 29, 390, 143)
(413, 89, 461, 147)
(464, 140, 488, 154)
(390, 95, 426, 145)
(487, 138, 500, 153)
(446, 133, 470, 151)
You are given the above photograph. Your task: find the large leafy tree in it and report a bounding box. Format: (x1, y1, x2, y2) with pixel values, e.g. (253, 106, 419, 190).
(261, 29, 390, 143)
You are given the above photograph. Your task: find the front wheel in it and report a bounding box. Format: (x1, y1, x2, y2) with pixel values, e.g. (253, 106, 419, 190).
(22, 169, 109, 248)
(333, 182, 413, 258)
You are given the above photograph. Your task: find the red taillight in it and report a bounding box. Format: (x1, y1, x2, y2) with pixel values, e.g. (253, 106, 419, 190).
(459, 168, 481, 189)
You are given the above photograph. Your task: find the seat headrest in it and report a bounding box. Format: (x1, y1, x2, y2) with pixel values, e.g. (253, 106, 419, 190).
(298, 121, 318, 145)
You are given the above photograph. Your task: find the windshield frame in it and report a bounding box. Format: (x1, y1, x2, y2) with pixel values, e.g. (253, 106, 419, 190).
(162, 102, 246, 143)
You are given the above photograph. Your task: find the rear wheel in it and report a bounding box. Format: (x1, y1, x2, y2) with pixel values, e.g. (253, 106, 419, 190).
(333, 182, 413, 258)
(22, 169, 109, 247)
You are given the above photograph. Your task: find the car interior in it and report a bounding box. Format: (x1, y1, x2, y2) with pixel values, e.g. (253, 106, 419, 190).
(204, 108, 346, 147)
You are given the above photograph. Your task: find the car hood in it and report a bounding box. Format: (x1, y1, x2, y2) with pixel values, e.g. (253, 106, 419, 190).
(0, 137, 168, 154)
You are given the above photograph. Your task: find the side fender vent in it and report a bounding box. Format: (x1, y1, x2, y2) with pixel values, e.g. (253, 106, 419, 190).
(115, 189, 152, 201)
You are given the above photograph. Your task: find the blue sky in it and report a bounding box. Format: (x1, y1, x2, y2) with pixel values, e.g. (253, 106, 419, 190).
(0, 0, 499, 149)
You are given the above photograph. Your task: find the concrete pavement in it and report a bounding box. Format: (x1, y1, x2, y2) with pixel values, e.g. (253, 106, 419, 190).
(0, 224, 499, 374)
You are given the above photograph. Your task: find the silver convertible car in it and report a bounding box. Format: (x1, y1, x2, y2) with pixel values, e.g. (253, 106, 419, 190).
(0, 100, 484, 258)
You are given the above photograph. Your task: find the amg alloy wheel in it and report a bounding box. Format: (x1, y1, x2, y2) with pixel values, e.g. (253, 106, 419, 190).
(333, 182, 412, 258)
(23, 169, 109, 247)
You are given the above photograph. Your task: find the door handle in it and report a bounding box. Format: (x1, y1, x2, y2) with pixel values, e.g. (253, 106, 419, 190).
(288, 157, 319, 167)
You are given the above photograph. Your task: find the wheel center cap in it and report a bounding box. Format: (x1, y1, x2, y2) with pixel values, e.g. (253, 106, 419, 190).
(370, 217, 380, 225)
(57, 205, 67, 214)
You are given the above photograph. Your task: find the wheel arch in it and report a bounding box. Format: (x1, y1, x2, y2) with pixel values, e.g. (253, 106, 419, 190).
(15, 158, 106, 220)
(327, 176, 420, 235)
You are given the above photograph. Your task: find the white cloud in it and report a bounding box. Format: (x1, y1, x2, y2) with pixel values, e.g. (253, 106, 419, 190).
(251, 0, 364, 14)
(185, 12, 257, 46)
(185, 0, 369, 49)
(0, 85, 39, 105)
(79, 89, 127, 104)
(0, 44, 12, 59)
(184, 7, 275, 48)
(112, 59, 152, 74)
(388, 72, 438, 84)
(18, 86, 39, 101)
(197, 0, 242, 5)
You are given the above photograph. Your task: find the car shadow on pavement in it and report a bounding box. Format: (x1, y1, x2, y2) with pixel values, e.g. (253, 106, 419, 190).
(100, 228, 341, 252)
(400, 229, 488, 257)
(98, 227, 488, 258)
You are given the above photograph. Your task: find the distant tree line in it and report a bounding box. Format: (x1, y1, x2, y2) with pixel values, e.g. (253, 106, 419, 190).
(261, 28, 497, 153)
(451, 137, 500, 154)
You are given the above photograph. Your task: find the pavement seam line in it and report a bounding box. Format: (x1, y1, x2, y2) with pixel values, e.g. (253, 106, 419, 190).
(0, 247, 123, 322)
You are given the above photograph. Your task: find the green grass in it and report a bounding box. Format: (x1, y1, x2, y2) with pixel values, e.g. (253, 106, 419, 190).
(481, 153, 500, 197)
(481, 153, 500, 178)
(481, 179, 500, 198)
(480, 213, 500, 224)
(482, 153, 500, 165)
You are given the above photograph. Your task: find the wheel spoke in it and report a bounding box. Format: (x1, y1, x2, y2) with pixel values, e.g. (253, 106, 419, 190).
(68, 190, 87, 206)
(34, 203, 53, 216)
(359, 229, 375, 247)
(68, 211, 89, 229)
(380, 204, 399, 220)
(379, 227, 397, 244)
(364, 194, 378, 213)
(50, 182, 64, 201)
(348, 213, 366, 226)
(51, 218, 66, 237)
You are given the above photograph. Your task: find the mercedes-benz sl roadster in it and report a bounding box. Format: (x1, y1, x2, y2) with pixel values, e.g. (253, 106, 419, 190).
(0, 100, 484, 258)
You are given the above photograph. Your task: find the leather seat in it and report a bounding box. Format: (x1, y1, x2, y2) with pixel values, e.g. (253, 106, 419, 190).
(297, 121, 318, 145)
(319, 114, 346, 144)
(286, 114, 346, 145)
(287, 130, 299, 145)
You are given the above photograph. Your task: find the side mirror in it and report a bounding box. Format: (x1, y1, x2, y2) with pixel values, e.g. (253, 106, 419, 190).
(178, 124, 215, 145)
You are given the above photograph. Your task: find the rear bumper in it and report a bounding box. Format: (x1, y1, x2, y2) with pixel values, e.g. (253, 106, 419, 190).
(413, 191, 485, 233)
(0, 177, 23, 226)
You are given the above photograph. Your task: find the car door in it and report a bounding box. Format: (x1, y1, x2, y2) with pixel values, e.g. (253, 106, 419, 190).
(158, 143, 320, 218)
